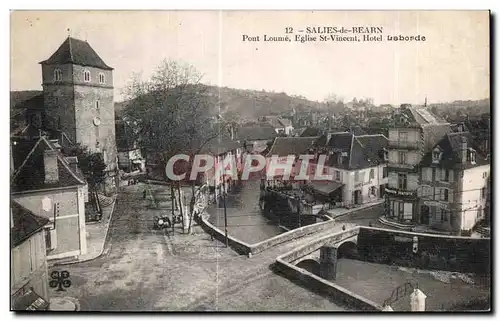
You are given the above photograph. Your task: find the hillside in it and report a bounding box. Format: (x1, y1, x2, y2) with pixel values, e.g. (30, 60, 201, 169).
(115, 84, 327, 122)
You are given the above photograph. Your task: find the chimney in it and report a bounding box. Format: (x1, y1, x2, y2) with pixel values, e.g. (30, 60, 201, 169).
(44, 150, 59, 183)
(460, 136, 467, 163)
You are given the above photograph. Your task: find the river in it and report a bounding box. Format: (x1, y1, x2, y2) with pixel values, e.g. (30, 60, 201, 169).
(206, 180, 283, 244)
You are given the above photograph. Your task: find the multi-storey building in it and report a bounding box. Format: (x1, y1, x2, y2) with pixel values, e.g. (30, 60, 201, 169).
(11, 136, 88, 261)
(419, 132, 490, 235)
(385, 105, 451, 223)
(39, 36, 117, 191)
(320, 132, 388, 206)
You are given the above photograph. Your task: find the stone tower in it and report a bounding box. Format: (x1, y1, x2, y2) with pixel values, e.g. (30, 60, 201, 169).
(40, 36, 117, 190)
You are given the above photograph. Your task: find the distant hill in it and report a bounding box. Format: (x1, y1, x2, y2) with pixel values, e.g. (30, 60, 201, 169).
(10, 90, 43, 110)
(115, 84, 327, 122)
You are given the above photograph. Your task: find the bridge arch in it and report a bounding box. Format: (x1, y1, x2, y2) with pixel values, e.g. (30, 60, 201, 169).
(336, 241, 358, 259)
(296, 259, 321, 276)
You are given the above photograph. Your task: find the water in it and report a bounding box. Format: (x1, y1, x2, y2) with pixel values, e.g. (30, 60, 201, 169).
(207, 180, 283, 244)
(334, 258, 490, 311)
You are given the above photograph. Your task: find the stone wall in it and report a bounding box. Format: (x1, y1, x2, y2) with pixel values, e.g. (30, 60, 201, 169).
(357, 226, 491, 274)
(274, 227, 382, 311)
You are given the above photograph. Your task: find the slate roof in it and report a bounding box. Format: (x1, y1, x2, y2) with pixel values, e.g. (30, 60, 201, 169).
(397, 106, 449, 126)
(236, 123, 277, 141)
(267, 136, 319, 157)
(11, 200, 49, 248)
(199, 140, 242, 156)
(326, 133, 388, 170)
(300, 127, 321, 137)
(420, 132, 489, 169)
(11, 136, 86, 193)
(40, 37, 113, 70)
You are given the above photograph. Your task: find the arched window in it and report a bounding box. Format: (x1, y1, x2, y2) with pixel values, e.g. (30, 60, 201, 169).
(84, 70, 91, 82)
(54, 69, 62, 81)
(98, 73, 105, 84)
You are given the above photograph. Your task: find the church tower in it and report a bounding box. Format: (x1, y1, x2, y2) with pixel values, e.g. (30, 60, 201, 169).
(40, 36, 117, 188)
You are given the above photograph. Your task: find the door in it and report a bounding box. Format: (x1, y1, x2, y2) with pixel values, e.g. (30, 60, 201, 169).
(354, 190, 362, 205)
(420, 205, 430, 225)
(379, 185, 385, 197)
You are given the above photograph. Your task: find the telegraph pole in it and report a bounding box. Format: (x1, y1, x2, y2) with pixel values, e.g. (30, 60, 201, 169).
(223, 181, 228, 247)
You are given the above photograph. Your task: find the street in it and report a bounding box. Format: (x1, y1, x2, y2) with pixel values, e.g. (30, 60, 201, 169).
(48, 183, 346, 311)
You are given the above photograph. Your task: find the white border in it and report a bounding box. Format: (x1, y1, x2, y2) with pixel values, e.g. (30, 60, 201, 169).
(3, 2, 498, 319)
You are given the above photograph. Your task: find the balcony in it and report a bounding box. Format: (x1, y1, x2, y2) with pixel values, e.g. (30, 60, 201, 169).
(387, 162, 416, 170)
(388, 140, 420, 150)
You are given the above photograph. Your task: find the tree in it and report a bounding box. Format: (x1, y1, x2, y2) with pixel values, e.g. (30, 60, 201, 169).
(123, 59, 228, 234)
(65, 144, 106, 190)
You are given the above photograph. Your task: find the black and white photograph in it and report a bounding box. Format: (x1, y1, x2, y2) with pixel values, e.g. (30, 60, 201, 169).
(9, 10, 491, 312)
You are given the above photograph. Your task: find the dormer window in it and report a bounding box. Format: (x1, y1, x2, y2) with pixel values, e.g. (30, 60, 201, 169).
(54, 69, 62, 82)
(98, 73, 105, 84)
(432, 147, 442, 164)
(84, 70, 91, 82)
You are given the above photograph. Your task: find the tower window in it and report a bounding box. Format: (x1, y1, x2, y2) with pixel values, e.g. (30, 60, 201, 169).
(54, 69, 62, 82)
(84, 70, 91, 82)
(98, 73, 105, 84)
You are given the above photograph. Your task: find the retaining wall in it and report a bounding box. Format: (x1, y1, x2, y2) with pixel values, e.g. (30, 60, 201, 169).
(274, 227, 382, 311)
(197, 212, 344, 256)
(357, 226, 491, 274)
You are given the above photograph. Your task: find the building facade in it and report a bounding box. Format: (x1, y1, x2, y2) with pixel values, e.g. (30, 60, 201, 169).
(385, 105, 451, 223)
(418, 132, 490, 235)
(11, 136, 88, 261)
(322, 133, 388, 206)
(11, 201, 50, 310)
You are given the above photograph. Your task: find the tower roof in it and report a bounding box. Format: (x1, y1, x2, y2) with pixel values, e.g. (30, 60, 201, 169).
(39, 36, 113, 70)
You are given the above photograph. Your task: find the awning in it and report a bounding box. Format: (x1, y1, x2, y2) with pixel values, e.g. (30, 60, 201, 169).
(307, 181, 344, 196)
(13, 290, 49, 311)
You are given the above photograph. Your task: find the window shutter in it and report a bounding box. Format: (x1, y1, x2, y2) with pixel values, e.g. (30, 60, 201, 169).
(388, 173, 397, 188)
(448, 189, 454, 203)
(422, 186, 430, 199)
(440, 188, 445, 201)
(449, 170, 454, 182)
(403, 203, 413, 220)
(423, 168, 431, 182)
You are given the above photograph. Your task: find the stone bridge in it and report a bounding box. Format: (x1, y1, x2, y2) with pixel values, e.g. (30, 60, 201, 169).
(285, 227, 361, 281)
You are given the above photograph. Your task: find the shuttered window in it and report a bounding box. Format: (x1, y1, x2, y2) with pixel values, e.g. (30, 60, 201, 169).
(403, 203, 413, 220)
(422, 168, 432, 182)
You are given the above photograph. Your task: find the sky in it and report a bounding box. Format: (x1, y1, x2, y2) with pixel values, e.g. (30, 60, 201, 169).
(10, 10, 490, 105)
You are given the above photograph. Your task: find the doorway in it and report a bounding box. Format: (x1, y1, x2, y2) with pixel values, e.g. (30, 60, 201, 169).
(354, 190, 362, 205)
(420, 205, 430, 225)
